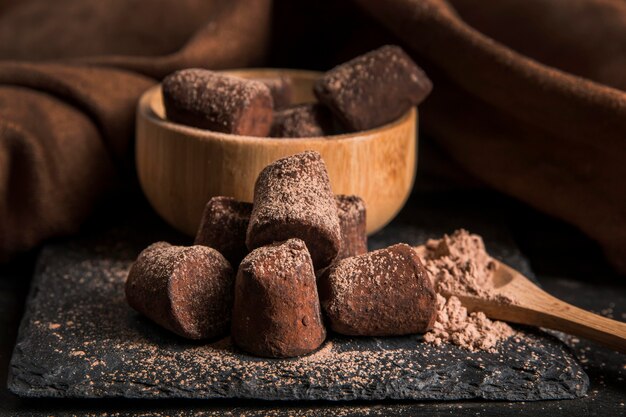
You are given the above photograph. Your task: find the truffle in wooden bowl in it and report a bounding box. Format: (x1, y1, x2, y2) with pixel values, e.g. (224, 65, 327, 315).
(136, 65, 419, 237)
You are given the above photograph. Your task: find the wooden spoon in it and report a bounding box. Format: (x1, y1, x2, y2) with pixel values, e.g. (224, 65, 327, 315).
(415, 246, 626, 353)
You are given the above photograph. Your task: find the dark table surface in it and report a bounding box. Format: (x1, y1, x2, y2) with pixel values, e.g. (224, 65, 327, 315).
(1, 184, 625, 416)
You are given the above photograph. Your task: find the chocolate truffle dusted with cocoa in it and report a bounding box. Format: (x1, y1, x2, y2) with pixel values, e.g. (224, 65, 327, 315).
(162, 69, 273, 136)
(231, 239, 326, 358)
(125, 242, 234, 340)
(246, 151, 341, 270)
(270, 103, 340, 138)
(314, 45, 432, 131)
(194, 197, 252, 267)
(319, 243, 437, 336)
(335, 195, 368, 260)
(255, 76, 293, 109)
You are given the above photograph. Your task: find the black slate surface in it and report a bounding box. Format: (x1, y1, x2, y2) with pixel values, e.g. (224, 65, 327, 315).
(7, 194, 589, 402)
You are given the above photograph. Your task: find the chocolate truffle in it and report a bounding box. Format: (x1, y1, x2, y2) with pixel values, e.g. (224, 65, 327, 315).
(162, 69, 273, 136)
(246, 151, 341, 270)
(335, 195, 368, 259)
(194, 196, 253, 267)
(314, 45, 432, 131)
(255, 76, 293, 109)
(125, 242, 234, 340)
(231, 239, 326, 358)
(318, 243, 437, 336)
(270, 103, 340, 138)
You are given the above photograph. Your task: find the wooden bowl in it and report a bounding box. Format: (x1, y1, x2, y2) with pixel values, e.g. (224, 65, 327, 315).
(136, 69, 417, 237)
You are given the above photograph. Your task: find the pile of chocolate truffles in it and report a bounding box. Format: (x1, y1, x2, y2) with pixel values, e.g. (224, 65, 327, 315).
(162, 45, 432, 138)
(126, 151, 438, 358)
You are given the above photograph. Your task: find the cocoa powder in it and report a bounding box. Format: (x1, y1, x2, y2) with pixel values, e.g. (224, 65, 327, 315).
(424, 294, 515, 352)
(416, 230, 516, 352)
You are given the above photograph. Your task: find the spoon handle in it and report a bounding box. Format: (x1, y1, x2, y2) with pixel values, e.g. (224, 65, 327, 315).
(459, 287, 626, 353)
(493, 263, 626, 353)
(466, 289, 626, 353)
(526, 291, 626, 353)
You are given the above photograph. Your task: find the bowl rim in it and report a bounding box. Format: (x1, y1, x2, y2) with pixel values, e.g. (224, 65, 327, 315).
(138, 68, 416, 144)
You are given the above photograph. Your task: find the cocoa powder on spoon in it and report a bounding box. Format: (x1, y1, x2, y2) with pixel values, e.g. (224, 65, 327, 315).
(416, 230, 516, 352)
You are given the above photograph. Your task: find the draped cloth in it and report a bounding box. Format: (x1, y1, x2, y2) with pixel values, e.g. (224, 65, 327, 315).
(0, 0, 624, 273)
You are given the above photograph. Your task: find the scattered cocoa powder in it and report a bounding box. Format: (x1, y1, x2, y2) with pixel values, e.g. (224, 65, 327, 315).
(416, 230, 516, 352)
(18, 237, 588, 401)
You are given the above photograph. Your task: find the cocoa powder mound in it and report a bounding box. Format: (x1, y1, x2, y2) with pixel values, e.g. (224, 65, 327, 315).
(424, 294, 515, 352)
(416, 230, 516, 352)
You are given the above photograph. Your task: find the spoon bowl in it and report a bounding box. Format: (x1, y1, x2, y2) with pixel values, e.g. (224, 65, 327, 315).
(491, 262, 515, 289)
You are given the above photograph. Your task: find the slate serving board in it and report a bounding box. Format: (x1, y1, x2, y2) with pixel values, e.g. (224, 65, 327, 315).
(7, 197, 589, 401)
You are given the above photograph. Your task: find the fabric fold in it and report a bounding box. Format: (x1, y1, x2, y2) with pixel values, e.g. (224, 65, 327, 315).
(0, 0, 272, 261)
(0, 0, 624, 274)
(354, 0, 626, 272)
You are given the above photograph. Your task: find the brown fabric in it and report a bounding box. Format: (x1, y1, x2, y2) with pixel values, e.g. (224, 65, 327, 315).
(0, 0, 271, 260)
(0, 0, 624, 274)
(353, 0, 626, 273)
